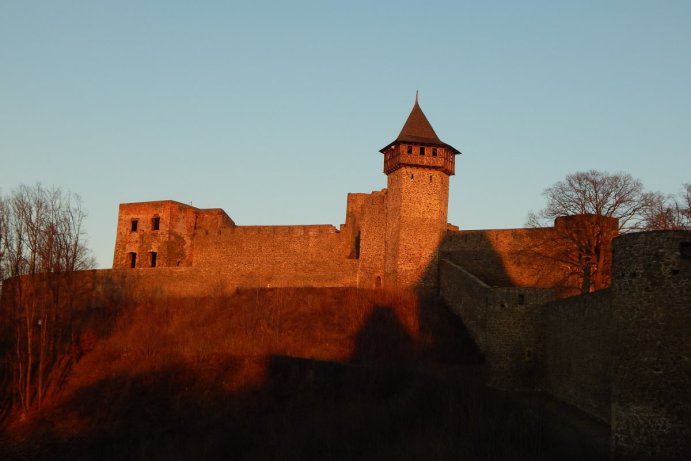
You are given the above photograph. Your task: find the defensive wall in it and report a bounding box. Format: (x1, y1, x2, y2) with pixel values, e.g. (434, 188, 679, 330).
(5, 95, 687, 457)
(113, 196, 618, 297)
(440, 230, 691, 460)
(2, 230, 688, 459)
(112, 198, 369, 288)
(441, 214, 619, 297)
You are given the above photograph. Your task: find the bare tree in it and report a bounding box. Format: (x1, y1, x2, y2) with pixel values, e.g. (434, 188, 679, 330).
(0, 194, 7, 283)
(527, 170, 647, 232)
(525, 170, 651, 294)
(641, 184, 691, 231)
(0, 184, 95, 413)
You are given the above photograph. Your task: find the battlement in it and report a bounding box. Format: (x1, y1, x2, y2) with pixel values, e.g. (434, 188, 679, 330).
(195, 224, 340, 237)
(382, 143, 455, 175)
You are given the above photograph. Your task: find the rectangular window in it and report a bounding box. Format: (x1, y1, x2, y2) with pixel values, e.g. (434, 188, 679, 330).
(406, 145, 412, 155)
(150, 251, 157, 268)
(129, 252, 137, 268)
(152, 216, 160, 231)
(518, 294, 525, 305)
(419, 146, 425, 156)
(681, 242, 691, 259)
(131, 220, 138, 232)
(432, 148, 437, 157)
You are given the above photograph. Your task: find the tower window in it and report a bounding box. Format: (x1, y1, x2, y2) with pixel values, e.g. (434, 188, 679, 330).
(419, 146, 425, 156)
(432, 148, 437, 157)
(525, 348, 533, 361)
(129, 252, 137, 268)
(130, 220, 138, 232)
(152, 216, 160, 231)
(681, 242, 691, 259)
(410, 174, 414, 181)
(406, 145, 412, 155)
(150, 251, 157, 268)
(354, 231, 361, 259)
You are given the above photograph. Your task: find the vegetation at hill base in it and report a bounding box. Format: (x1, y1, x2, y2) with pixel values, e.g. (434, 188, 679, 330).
(0, 288, 606, 460)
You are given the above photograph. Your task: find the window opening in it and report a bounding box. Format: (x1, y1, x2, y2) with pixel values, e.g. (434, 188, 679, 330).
(131, 220, 138, 232)
(150, 251, 157, 268)
(410, 174, 414, 181)
(129, 252, 137, 268)
(353, 231, 361, 259)
(681, 242, 691, 259)
(375, 276, 382, 289)
(432, 148, 437, 157)
(407, 145, 412, 155)
(152, 216, 160, 231)
(419, 146, 425, 156)
(518, 294, 525, 305)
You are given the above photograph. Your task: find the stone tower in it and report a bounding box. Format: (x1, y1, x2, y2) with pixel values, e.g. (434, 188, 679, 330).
(380, 94, 460, 290)
(610, 231, 691, 460)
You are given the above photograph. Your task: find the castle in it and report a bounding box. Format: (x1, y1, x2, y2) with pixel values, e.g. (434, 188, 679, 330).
(113, 96, 616, 297)
(2, 97, 688, 459)
(107, 97, 690, 459)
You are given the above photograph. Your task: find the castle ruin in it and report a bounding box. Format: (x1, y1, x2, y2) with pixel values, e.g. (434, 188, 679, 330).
(113, 96, 616, 297)
(2, 97, 689, 459)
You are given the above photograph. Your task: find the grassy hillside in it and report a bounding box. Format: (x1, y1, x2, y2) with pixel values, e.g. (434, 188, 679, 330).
(0, 288, 604, 460)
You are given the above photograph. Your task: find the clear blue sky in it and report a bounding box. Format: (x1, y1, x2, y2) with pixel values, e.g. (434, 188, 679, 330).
(1, 1, 690, 268)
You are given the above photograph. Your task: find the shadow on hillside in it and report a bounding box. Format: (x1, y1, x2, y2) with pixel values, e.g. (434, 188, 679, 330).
(0, 298, 605, 461)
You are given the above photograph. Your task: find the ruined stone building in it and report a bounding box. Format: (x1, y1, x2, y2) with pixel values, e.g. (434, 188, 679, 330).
(113, 96, 615, 297)
(106, 97, 690, 458)
(2, 96, 688, 459)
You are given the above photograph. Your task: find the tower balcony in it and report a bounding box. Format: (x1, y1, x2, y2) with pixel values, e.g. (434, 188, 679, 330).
(383, 144, 455, 175)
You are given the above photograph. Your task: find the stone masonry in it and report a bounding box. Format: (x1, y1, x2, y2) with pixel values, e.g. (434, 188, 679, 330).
(3, 95, 688, 459)
(112, 96, 610, 295)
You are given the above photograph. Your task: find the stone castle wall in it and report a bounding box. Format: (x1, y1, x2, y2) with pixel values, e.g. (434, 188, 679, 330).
(439, 259, 490, 352)
(543, 289, 612, 423)
(439, 258, 554, 389)
(610, 231, 691, 460)
(441, 230, 691, 460)
(350, 191, 388, 289)
(112, 200, 360, 289)
(113, 201, 235, 269)
(110, 173, 456, 291)
(191, 224, 358, 287)
(442, 214, 618, 298)
(5, 225, 689, 460)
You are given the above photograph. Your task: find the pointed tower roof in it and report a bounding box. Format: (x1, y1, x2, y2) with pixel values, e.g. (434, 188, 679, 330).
(395, 92, 442, 145)
(380, 93, 460, 154)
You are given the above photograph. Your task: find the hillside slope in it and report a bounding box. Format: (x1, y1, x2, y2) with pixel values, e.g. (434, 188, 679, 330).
(0, 288, 602, 460)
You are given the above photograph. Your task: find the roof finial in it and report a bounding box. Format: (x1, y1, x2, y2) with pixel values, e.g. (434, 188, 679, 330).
(415, 89, 419, 104)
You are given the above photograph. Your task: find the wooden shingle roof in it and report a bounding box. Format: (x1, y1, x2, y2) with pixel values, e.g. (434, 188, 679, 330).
(395, 97, 442, 145)
(380, 94, 460, 154)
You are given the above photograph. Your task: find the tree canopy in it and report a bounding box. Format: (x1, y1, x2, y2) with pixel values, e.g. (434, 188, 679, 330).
(527, 170, 646, 231)
(528, 170, 690, 232)
(0, 184, 94, 282)
(526, 170, 689, 294)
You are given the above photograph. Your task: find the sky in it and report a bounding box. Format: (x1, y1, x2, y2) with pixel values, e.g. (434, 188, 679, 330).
(1, 1, 690, 268)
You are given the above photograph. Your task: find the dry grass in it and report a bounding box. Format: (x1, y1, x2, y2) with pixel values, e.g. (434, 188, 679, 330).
(0, 287, 604, 460)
